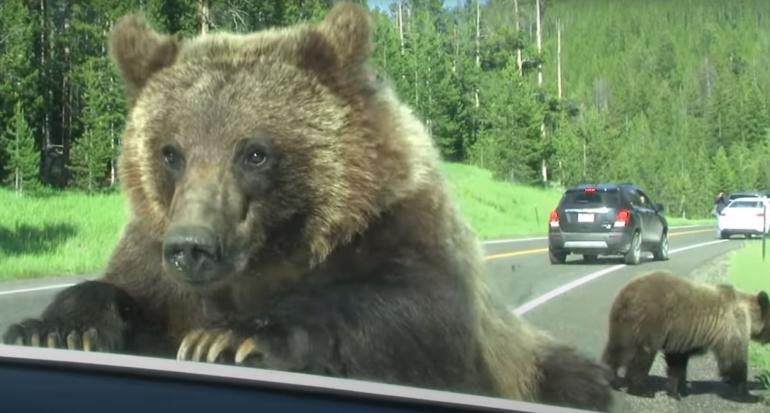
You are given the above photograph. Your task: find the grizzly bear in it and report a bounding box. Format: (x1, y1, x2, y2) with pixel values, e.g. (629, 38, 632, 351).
(602, 271, 770, 399)
(3, 3, 612, 411)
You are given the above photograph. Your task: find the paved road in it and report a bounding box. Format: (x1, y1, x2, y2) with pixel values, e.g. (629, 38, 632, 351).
(0, 225, 767, 412)
(482, 227, 767, 413)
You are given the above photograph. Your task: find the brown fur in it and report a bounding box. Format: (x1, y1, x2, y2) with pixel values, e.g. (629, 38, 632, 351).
(4, 4, 611, 411)
(602, 271, 770, 398)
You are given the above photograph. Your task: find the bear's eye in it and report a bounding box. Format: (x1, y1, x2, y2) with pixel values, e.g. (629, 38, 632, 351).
(161, 145, 184, 172)
(244, 149, 268, 168)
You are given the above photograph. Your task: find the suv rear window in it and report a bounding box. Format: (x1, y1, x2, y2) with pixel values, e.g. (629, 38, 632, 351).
(729, 201, 762, 208)
(729, 193, 762, 200)
(562, 189, 621, 207)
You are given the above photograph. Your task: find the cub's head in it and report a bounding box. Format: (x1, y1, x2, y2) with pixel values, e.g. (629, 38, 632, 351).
(110, 3, 423, 289)
(753, 291, 770, 343)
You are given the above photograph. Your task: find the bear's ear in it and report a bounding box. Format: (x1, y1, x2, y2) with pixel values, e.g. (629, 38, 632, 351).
(110, 14, 180, 103)
(317, 2, 371, 68)
(759, 291, 770, 315)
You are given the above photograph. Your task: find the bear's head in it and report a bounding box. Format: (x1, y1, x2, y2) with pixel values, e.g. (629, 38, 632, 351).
(110, 3, 428, 289)
(753, 291, 770, 343)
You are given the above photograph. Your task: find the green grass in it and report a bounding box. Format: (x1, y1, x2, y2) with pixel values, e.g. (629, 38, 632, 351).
(666, 217, 716, 226)
(441, 163, 714, 238)
(727, 241, 770, 396)
(441, 163, 565, 239)
(0, 188, 128, 280)
(1, 162, 714, 280)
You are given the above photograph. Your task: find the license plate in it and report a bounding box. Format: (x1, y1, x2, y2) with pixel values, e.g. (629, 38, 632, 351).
(578, 213, 594, 223)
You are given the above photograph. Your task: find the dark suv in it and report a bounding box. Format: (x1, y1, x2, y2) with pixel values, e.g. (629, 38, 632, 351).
(548, 184, 669, 265)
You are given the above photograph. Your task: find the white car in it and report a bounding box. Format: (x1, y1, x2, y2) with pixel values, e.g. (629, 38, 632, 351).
(717, 196, 770, 239)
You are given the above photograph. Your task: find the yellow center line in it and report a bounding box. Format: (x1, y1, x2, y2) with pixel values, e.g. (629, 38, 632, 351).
(484, 248, 548, 260)
(483, 227, 714, 261)
(669, 228, 713, 237)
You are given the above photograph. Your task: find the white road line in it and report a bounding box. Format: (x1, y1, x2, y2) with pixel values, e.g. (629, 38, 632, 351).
(510, 239, 729, 316)
(667, 239, 726, 254)
(0, 283, 76, 297)
(511, 265, 626, 316)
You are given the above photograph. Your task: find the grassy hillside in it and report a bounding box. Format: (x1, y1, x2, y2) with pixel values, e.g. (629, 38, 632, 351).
(0, 162, 712, 279)
(443, 163, 712, 236)
(442, 163, 564, 239)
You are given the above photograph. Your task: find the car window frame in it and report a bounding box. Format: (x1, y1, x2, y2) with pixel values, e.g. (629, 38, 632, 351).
(0, 345, 592, 413)
(638, 190, 655, 209)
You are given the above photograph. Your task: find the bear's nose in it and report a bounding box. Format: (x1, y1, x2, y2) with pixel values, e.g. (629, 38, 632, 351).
(163, 226, 222, 283)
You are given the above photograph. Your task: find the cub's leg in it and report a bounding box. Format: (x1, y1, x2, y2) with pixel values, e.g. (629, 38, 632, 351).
(625, 346, 656, 398)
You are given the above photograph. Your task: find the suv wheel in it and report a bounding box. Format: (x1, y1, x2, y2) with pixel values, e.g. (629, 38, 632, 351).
(583, 254, 598, 263)
(624, 231, 642, 265)
(653, 231, 669, 261)
(549, 249, 567, 264)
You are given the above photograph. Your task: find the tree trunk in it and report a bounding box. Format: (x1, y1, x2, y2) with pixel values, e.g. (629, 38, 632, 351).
(110, 124, 116, 187)
(536, 0, 547, 183)
(514, 0, 522, 76)
(452, 27, 457, 74)
(704, 55, 713, 98)
(200, 0, 210, 34)
(427, 64, 432, 136)
(557, 20, 563, 100)
(414, 64, 418, 109)
(87, 149, 92, 193)
(398, 0, 404, 55)
(476, 0, 481, 67)
(62, 13, 71, 163)
(536, 0, 543, 87)
(474, 0, 480, 110)
(39, 0, 50, 149)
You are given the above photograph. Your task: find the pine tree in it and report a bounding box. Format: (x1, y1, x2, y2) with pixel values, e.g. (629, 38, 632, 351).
(711, 146, 737, 194)
(68, 57, 117, 192)
(741, 81, 768, 147)
(728, 141, 760, 191)
(473, 62, 543, 184)
(0, 0, 40, 118)
(409, 5, 462, 160)
(1, 102, 40, 194)
(552, 115, 583, 186)
(0, 0, 41, 185)
(756, 128, 770, 191)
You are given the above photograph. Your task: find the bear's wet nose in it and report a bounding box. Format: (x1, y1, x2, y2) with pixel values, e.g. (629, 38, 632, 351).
(163, 226, 222, 282)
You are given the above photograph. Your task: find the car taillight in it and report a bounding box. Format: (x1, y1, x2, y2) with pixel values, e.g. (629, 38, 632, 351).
(614, 209, 631, 228)
(758, 212, 765, 217)
(549, 210, 559, 228)
(585, 187, 597, 193)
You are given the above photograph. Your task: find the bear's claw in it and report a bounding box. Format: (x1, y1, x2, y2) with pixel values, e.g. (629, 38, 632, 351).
(177, 328, 263, 365)
(4, 321, 101, 352)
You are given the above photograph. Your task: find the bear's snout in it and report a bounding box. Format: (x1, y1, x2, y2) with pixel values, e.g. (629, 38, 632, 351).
(163, 225, 223, 285)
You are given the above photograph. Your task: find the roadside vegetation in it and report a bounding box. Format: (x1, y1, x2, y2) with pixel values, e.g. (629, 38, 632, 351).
(0, 0, 759, 279)
(0, 188, 128, 280)
(727, 241, 770, 397)
(1, 162, 714, 280)
(2, 0, 769, 221)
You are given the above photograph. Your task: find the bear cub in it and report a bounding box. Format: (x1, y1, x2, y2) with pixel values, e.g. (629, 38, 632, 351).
(602, 271, 770, 399)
